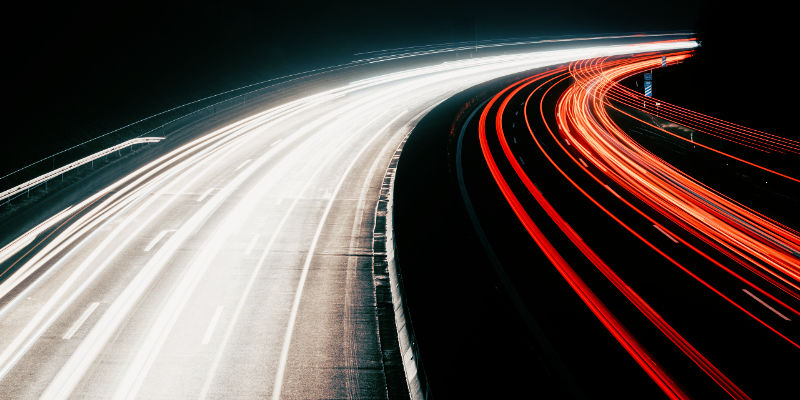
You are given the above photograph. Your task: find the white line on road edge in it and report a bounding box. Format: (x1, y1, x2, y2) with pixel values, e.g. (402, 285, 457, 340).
(377, 101, 441, 400)
(244, 234, 260, 256)
(235, 159, 252, 171)
(372, 116, 434, 400)
(201, 306, 224, 345)
(62, 302, 99, 340)
(196, 186, 307, 400)
(270, 139, 282, 147)
(742, 289, 791, 321)
(271, 110, 407, 400)
(144, 230, 172, 252)
(197, 188, 215, 202)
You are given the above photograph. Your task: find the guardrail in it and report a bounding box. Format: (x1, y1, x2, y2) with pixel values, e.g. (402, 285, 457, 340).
(1, 32, 692, 197)
(0, 57, 374, 211)
(1, 33, 693, 209)
(0, 62, 364, 196)
(0, 137, 164, 204)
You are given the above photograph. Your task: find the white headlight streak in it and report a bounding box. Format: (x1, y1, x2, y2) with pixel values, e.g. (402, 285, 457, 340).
(0, 38, 697, 399)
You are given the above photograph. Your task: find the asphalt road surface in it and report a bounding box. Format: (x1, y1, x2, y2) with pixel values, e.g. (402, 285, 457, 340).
(465, 53, 799, 398)
(0, 39, 696, 399)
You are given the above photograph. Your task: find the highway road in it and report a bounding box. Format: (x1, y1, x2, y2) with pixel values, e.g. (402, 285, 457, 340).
(464, 51, 799, 398)
(0, 39, 697, 398)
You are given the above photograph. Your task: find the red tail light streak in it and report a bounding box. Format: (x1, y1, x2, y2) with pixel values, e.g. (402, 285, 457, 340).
(478, 40, 800, 399)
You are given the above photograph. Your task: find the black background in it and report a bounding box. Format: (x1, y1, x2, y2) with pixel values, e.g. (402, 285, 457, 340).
(2, 0, 792, 175)
(654, 1, 793, 137)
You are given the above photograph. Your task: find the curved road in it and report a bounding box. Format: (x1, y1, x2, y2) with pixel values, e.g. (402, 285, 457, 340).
(469, 52, 799, 398)
(0, 39, 696, 399)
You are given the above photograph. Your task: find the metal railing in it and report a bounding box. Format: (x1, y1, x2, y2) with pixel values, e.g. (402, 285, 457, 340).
(1, 33, 694, 208)
(0, 137, 164, 204)
(0, 60, 364, 201)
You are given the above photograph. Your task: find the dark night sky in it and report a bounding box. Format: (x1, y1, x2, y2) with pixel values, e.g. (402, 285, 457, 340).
(2, 0, 791, 174)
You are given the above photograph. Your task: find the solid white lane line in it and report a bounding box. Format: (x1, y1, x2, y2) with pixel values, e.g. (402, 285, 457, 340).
(742, 289, 791, 321)
(62, 302, 99, 340)
(109, 94, 379, 400)
(198, 108, 390, 400)
(202, 306, 224, 345)
(0, 114, 259, 301)
(244, 234, 260, 256)
(2, 92, 353, 387)
(0, 159, 218, 379)
(38, 105, 314, 400)
(144, 230, 172, 252)
(197, 191, 305, 400)
(1, 41, 697, 396)
(0, 115, 264, 309)
(270, 139, 282, 147)
(271, 110, 407, 400)
(653, 224, 679, 243)
(235, 159, 252, 171)
(0, 141, 242, 380)
(197, 188, 215, 202)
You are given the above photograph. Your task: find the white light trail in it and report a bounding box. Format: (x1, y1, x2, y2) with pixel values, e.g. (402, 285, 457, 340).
(0, 38, 698, 399)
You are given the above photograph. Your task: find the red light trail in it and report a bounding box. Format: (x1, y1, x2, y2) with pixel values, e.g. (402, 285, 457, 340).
(477, 40, 800, 399)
